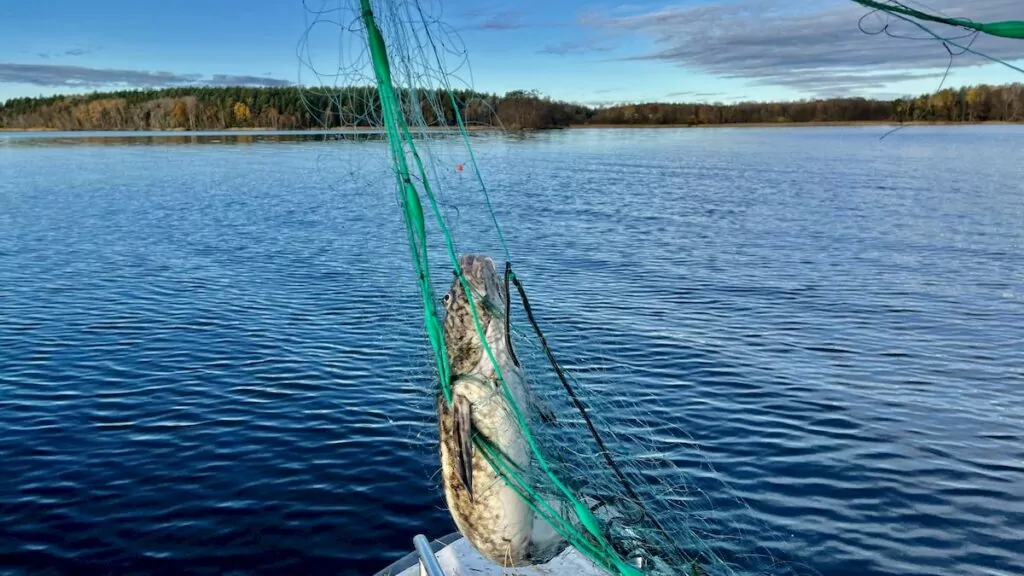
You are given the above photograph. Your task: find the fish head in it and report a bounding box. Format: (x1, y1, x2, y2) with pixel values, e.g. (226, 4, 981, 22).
(442, 254, 506, 376)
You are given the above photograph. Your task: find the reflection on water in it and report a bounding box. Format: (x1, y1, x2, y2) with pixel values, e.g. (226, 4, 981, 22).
(0, 128, 508, 148)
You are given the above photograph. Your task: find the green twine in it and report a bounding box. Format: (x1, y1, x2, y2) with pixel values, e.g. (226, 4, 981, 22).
(851, 0, 1024, 39)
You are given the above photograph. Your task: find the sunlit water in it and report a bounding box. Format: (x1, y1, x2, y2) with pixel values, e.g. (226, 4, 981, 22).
(1, 126, 1022, 575)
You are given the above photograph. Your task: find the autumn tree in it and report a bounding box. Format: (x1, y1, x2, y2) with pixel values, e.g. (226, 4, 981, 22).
(171, 99, 188, 128)
(233, 101, 252, 125)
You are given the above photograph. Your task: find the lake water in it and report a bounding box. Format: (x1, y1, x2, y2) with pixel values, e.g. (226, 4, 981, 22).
(1, 126, 1022, 576)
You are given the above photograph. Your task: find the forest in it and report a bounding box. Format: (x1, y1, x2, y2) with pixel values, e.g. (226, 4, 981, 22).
(1, 82, 1021, 131)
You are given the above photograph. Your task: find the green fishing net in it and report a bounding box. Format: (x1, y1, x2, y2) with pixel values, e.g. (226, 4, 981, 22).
(296, 1, 819, 575)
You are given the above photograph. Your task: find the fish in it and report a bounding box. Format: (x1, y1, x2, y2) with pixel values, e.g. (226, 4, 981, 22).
(436, 254, 566, 566)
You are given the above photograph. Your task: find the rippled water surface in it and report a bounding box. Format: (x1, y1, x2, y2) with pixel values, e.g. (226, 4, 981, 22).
(1, 127, 1022, 575)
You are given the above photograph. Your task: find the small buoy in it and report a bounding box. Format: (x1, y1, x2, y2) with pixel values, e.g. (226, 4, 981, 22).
(456, 163, 464, 172)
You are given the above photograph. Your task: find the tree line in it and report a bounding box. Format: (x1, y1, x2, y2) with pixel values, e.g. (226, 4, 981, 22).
(0, 86, 587, 132)
(1, 82, 1021, 131)
(591, 83, 1024, 126)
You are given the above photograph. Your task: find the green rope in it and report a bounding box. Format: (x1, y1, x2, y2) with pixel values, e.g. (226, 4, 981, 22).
(356, 2, 643, 574)
(851, 0, 1024, 39)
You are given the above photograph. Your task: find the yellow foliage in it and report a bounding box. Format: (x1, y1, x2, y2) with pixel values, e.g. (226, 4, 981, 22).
(233, 101, 251, 123)
(171, 100, 188, 124)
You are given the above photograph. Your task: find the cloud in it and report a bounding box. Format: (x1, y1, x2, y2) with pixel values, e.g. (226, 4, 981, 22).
(667, 91, 751, 101)
(0, 63, 292, 89)
(583, 99, 626, 107)
(540, 38, 617, 55)
(463, 8, 528, 30)
(762, 70, 948, 92)
(34, 46, 100, 59)
(581, 0, 1024, 94)
(206, 74, 293, 87)
(665, 91, 735, 101)
(861, 91, 906, 101)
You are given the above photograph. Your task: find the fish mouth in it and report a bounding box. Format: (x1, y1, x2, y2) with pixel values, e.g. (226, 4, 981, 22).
(453, 254, 504, 313)
(457, 254, 499, 284)
(442, 253, 515, 376)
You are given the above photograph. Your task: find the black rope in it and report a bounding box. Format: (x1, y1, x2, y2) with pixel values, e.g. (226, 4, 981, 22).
(503, 261, 700, 569)
(503, 266, 521, 369)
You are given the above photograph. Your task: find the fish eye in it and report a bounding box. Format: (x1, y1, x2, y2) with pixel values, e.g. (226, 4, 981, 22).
(442, 293, 451, 305)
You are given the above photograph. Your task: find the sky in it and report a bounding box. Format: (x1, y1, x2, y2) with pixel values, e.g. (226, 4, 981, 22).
(1, 0, 1023, 106)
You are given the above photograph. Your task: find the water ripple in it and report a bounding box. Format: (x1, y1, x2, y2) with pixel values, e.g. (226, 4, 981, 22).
(1, 127, 1023, 575)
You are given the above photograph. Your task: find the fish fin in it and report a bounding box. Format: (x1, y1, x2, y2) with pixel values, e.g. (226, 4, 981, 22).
(452, 394, 475, 501)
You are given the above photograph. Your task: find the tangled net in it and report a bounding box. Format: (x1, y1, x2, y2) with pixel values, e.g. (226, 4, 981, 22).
(297, 1, 818, 575)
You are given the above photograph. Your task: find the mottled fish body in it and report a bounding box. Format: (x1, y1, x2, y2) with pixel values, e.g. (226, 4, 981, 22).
(437, 254, 565, 566)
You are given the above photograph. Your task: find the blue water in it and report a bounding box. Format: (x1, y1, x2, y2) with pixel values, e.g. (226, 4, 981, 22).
(1, 126, 1022, 575)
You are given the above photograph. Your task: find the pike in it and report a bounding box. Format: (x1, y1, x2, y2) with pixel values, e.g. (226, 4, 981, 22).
(436, 254, 565, 566)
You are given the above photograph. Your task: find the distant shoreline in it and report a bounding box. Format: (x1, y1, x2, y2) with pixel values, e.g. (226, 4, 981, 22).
(4, 82, 1022, 132)
(0, 125, 497, 133)
(570, 120, 1020, 129)
(1, 120, 1019, 134)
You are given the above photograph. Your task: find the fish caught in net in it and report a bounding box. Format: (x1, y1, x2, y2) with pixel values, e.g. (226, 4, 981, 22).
(297, 0, 820, 574)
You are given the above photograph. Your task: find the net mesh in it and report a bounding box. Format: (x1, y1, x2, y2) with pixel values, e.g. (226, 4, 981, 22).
(297, 1, 817, 574)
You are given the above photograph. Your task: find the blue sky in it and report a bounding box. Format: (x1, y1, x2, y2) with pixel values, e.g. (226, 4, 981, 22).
(1, 0, 1022, 105)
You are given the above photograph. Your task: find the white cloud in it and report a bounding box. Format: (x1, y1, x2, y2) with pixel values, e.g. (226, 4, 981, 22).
(0, 63, 292, 89)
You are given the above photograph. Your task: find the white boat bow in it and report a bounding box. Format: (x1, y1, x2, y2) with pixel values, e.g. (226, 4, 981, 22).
(374, 532, 610, 576)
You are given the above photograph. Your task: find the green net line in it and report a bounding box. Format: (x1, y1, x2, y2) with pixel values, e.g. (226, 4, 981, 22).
(356, 1, 648, 574)
(851, 0, 1024, 77)
(851, 0, 1024, 39)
